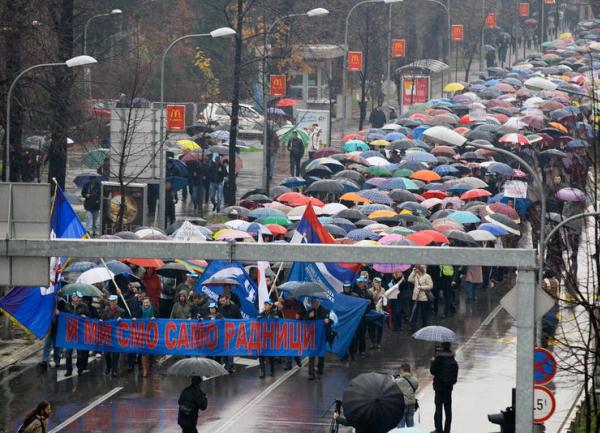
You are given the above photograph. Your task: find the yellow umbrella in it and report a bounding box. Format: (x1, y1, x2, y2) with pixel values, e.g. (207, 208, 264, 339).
(213, 228, 233, 240)
(370, 139, 390, 147)
(355, 240, 380, 247)
(443, 82, 465, 92)
(559, 32, 572, 39)
(177, 139, 200, 151)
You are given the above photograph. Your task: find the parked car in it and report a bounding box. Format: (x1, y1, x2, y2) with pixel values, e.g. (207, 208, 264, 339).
(197, 103, 263, 136)
(85, 99, 116, 120)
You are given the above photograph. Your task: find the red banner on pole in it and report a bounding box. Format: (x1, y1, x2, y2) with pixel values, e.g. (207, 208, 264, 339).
(451, 25, 464, 42)
(391, 39, 406, 58)
(347, 51, 363, 71)
(519, 2, 530, 17)
(402, 76, 430, 106)
(485, 13, 497, 28)
(270, 74, 286, 97)
(166, 105, 185, 132)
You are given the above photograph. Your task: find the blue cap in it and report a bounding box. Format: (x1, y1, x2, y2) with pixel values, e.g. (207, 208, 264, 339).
(357, 276, 367, 283)
(108, 295, 118, 301)
(73, 291, 83, 298)
(187, 271, 199, 278)
(264, 299, 273, 305)
(209, 302, 217, 308)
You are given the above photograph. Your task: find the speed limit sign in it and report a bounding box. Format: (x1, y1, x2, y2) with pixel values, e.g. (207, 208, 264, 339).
(534, 386, 556, 423)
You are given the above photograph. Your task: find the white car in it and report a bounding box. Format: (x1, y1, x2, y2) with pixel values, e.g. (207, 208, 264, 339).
(197, 103, 263, 136)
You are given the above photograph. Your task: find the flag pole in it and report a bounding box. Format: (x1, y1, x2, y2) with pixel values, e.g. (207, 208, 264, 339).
(268, 261, 284, 298)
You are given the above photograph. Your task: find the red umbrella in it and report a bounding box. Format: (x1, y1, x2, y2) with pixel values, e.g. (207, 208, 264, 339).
(265, 224, 288, 235)
(431, 145, 457, 156)
(499, 133, 530, 145)
(418, 229, 449, 244)
(275, 98, 298, 107)
(124, 258, 165, 268)
(486, 203, 520, 222)
(453, 127, 470, 136)
(406, 232, 435, 246)
(459, 114, 474, 124)
(277, 192, 307, 204)
(460, 189, 492, 200)
(313, 148, 342, 158)
(342, 133, 365, 142)
(422, 190, 448, 200)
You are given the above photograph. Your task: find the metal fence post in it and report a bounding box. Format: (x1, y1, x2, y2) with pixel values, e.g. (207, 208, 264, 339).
(516, 268, 535, 433)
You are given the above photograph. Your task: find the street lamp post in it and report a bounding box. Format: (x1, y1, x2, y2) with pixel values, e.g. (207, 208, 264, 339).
(341, 0, 402, 138)
(4, 55, 98, 182)
(157, 27, 236, 228)
(261, 8, 329, 193)
(83, 9, 122, 98)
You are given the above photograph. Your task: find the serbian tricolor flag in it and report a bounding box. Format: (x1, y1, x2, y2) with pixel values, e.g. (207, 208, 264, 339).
(289, 203, 360, 291)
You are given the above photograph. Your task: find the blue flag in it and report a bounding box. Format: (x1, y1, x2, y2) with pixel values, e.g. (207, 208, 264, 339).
(51, 183, 87, 239)
(196, 261, 259, 318)
(288, 205, 368, 357)
(0, 287, 56, 339)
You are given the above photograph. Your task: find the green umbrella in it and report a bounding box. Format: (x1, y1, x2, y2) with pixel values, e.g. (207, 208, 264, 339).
(83, 149, 110, 169)
(364, 166, 392, 177)
(393, 168, 414, 177)
(276, 125, 309, 145)
(59, 282, 103, 297)
(258, 215, 291, 227)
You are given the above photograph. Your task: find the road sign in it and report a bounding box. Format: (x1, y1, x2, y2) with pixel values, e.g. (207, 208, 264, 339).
(534, 347, 557, 385)
(391, 39, 406, 57)
(534, 386, 556, 423)
(270, 74, 286, 97)
(500, 286, 555, 322)
(166, 104, 186, 132)
(451, 25, 464, 42)
(348, 51, 363, 71)
(381, 79, 397, 96)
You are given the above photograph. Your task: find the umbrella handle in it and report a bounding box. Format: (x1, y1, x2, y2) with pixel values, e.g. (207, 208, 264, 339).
(100, 257, 133, 318)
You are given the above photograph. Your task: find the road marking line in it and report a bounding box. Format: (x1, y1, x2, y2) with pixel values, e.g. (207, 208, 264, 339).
(212, 359, 308, 433)
(48, 387, 123, 433)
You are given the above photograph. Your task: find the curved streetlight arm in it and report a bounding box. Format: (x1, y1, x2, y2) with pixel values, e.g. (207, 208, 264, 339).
(5, 62, 66, 182)
(344, 0, 380, 49)
(84, 13, 113, 55)
(466, 141, 546, 284)
(545, 212, 600, 254)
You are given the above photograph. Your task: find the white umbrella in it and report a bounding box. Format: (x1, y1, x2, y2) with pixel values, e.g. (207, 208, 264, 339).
(468, 229, 497, 242)
(136, 228, 168, 240)
(381, 123, 401, 131)
(77, 267, 114, 285)
(170, 221, 207, 242)
(287, 205, 324, 220)
(423, 126, 467, 146)
(366, 156, 390, 167)
(321, 203, 347, 215)
(225, 219, 250, 230)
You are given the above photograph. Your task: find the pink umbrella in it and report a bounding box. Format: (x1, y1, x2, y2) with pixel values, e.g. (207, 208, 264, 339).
(215, 230, 253, 240)
(378, 234, 406, 244)
(499, 133, 530, 145)
(421, 198, 443, 208)
(556, 187, 586, 202)
(373, 263, 412, 274)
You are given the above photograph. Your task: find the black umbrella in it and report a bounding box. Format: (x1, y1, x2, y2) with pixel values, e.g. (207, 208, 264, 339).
(410, 221, 434, 231)
(278, 281, 329, 299)
(430, 209, 456, 220)
(222, 206, 250, 218)
(242, 189, 268, 199)
(305, 179, 343, 194)
(334, 209, 364, 222)
(167, 357, 228, 377)
(323, 224, 348, 238)
(484, 212, 521, 235)
(304, 165, 334, 178)
(466, 129, 496, 142)
(270, 185, 291, 199)
(355, 219, 377, 228)
(342, 372, 405, 433)
(389, 189, 416, 203)
(156, 262, 188, 278)
(333, 170, 364, 184)
(244, 194, 272, 203)
(114, 231, 140, 240)
(444, 229, 477, 245)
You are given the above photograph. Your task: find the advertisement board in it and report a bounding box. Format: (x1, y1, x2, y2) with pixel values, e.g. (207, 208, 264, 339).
(401, 75, 431, 106)
(391, 39, 406, 57)
(347, 51, 363, 71)
(166, 105, 185, 132)
(100, 182, 147, 235)
(270, 74, 286, 97)
(295, 109, 330, 147)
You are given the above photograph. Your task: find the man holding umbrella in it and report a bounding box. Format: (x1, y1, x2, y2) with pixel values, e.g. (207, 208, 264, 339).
(430, 342, 459, 433)
(287, 131, 304, 177)
(64, 292, 90, 377)
(304, 298, 332, 380)
(81, 176, 101, 235)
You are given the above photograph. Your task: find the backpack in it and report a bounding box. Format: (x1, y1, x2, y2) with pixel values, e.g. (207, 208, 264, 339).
(441, 265, 454, 277)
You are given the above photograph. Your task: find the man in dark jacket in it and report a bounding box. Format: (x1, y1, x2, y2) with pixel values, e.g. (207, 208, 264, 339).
(430, 342, 459, 433)
(101, 295, 126, 377)
(65, 292, 90, 376)
(304, 298, 331, 380)
(81, 177, 101, 235)
(218, 295, 241, 373)
(287, 131, 305, 176)
(177, 376, 208, 433)
(206, 156, 227, 212)
(257, 300, 281, 378)
(369, 105, 386, 128)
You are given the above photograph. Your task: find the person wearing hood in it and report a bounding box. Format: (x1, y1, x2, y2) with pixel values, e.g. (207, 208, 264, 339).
(430, 342, 459, 433)
(171, 291, 191, 319)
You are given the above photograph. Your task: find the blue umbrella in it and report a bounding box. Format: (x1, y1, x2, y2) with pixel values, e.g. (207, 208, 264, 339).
(332, 218, 357, 233)
(166, 176, 188, 191)
(358, 203, 394, 214)
(423, 182, 444, 190)
(167, 158, 189, 177)
(445, 183, 473, 194)
(381, 178, 419, 191)
(358, 190, 394, 205)
(102, 260, 132, 276)
(344, 140, 370, 152)
(280, 176, 306, 188)
(433, 164, 459, 175)
(318, 216, 334, 225)
(366, 132, 386, 141)
(412, 325, 457, 342)
(210, 130, 230, 140)
(249, 207, 285, 219)
(448, 210, 480, 224)
(478, 222, 509, 236)
(549, 108, 574, 121)
(566, 139, 590, 149)
(360, 150, 382, 158)
(384, 132, 406, 141)
(339, 179, 361, 193)
(396, 161, 427, 171)
(267, 107, 286, 115)
(487, 162, 513, 176)
(412, 126, 428, 140)
(405, 152, 438, 164)
(347, 228, 379, 241)
(484, 79, 501, 87)
(73, 173, 106, 188)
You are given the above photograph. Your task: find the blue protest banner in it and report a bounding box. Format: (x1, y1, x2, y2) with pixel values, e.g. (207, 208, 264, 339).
(55, 313, 326, 357)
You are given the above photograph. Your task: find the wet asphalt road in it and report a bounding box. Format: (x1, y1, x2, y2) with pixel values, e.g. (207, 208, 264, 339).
(0, 282, 518, 433)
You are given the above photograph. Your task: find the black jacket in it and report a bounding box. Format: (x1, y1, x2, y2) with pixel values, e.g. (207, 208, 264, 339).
(430, 351, 459, 390)
(177, 383, 208, 427)
(219, 302, 242, 319)
(369, 110, 386, 128)
(82, 181, 101, 211)
(287, 137, 305, 156)
(190, 299, 210, 320)
(206, 161, 227, 183)
(258, 308, 281, 319)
